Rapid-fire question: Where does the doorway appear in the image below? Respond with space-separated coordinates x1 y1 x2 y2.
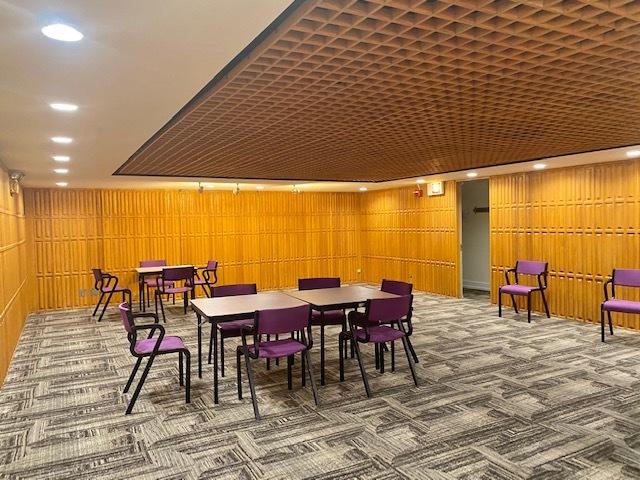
460 179 490 299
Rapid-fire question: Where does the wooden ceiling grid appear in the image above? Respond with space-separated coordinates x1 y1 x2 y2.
117 0 640 182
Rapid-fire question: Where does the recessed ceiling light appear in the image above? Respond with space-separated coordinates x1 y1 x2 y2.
416 179 426 184
256 185 264 190
51 136 73 144
626 150 640 158
533 163 546 170
50 102 78 112
359 187 368 191
52 155 70 162
55 182 68 187
466 172 478 178
41 24 83 42
54 168 68 174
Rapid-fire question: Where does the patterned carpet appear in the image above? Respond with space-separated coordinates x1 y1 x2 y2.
2 290 640 479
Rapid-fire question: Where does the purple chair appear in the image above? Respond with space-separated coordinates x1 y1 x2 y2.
498 260 550 323
155 266 195 321
139 259 175 308
193 260 218 297
380 279 418 369
298 277 346 385
339 295 418 397
91 268 131 321
118 302 190 414
210 283 258 376
601 269 640 342
236 304 318 419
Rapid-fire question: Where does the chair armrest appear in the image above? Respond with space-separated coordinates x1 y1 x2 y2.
348 310 370 342
504 268 516 285
240 324 259 359
132 312 159 322
133 324 165 352
603 278 613 301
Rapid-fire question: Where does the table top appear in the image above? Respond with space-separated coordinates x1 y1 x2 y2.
285 285 398 309
191 291 308 319
135 264 194 274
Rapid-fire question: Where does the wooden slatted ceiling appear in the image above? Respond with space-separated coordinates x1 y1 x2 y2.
116 0 640 182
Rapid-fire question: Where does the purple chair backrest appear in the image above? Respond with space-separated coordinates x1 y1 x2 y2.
381 279 413 296
255 304 311 335
91 268 103 282
162 266 194 282
119 302 134 333
212 283 257 297
516 260 547 276
613 269 640 287
366 295 412 324
140 259 166 267
298 277 340 290
206 260 218 270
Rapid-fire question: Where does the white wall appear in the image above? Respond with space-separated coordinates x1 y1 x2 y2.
461 179 490 291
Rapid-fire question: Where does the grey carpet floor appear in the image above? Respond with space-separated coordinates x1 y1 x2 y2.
2 290 640 479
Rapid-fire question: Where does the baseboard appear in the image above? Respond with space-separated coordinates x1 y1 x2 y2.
463 280 490 291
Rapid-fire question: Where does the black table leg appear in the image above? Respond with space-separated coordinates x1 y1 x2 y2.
213 322 219 404
320 310 325 386
197 312 202 378
138 274 145 311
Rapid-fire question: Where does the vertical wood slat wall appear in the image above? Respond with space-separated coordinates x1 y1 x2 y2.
25 189 362 310
0 165 35 384
490 160 640 329
360 183 460 297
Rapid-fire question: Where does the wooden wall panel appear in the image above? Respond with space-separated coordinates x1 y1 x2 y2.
360 183 460 297
490 160 640 330
0 164 35 385
25 188 361 310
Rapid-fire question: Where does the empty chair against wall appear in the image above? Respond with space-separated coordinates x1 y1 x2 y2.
600 269 640 342
380 279 418 367
155 266 195 322
139 259 174 308
339 295 418 397
236 304 318 419
91 268 131 321
118 302 190 414
498 260 550 323
210 283 258 376
193 260 218 297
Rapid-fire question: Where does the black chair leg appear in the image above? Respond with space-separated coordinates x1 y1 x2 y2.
157 291 166 323
304 349 320 406
320 325 325 385
179 352 184 386
374 343 380 370
301 345 306 386
184 350 191 403
352 339 371 398
607 311 614 335
339 333 345 382
236 349 243 400
406 334 419 363
498 289 502 317
275 335 279 366
391 341 395 372
379 343 385 373
124 357 143 393
287 355 293 390
527 292 531 323
401 335 418 386
220 336 225 377
266 335 271 370
183 292 188 314
126 355 155 414
540 290 551 318
510 294 519 314
601 309 605 343
244 353 260 420
98 290 114 321
92 291 105 316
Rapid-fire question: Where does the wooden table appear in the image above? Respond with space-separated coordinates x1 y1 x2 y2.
284 285 398 385
190 292 308 404
135 265 193 311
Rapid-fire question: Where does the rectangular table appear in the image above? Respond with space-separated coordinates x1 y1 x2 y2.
135 264 194 311
191 292 308 404
284 285 398 385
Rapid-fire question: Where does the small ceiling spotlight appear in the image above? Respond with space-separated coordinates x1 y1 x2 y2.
52 155 70 162
53 168 68 174
256 185 265 190
359 187 368 192
50 102 78 112
416 179 426 184
55 181 68 187
51 136 73 144
626 150 640 158
41 23 83 42
232 183 240 195
466 172 478 178
533 163 547 170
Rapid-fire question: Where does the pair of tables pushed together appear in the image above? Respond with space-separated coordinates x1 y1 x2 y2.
190 285 399 404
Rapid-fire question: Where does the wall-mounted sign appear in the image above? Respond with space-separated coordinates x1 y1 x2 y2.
427 181 444 196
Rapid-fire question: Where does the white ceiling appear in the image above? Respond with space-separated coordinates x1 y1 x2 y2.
1 0 639 193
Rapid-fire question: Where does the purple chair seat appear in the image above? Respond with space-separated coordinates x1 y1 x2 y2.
602 299 640 314
101 285 130 293
218 319 254 336
311 309 345 325
245 338 307 359
164 286 192 295
134 336 186 355
500 284 538 295
145 278 174 287
354 326 405 343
